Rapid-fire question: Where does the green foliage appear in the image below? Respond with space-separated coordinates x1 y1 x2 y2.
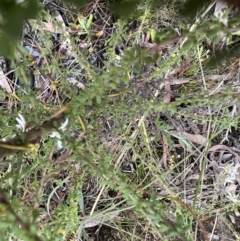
1 0 240 241
0 0 41 57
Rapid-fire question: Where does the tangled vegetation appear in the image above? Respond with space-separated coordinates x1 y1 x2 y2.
1 0 240 240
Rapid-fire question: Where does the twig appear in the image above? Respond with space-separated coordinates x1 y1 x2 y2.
0 115 66 159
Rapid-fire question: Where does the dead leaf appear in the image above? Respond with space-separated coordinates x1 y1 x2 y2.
0 67 12 93
171 131 208 145
163 81 171 104
67 77 85 89
95 30 103 37
209 145 240 161
29 19 66 34
228 214 236 224
82 210 120 228
139 42 155 48
185 173 211 181
214 0 228 26
214 0 228 48
225 183 237 194
205 73 235 81
145 31 150 42
169 78 191 85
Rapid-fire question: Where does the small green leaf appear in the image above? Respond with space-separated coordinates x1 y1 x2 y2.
159 224 169 233
0 34 16 57
232 30 240 36
86 14 93 30
181 40 194 51
150 28 156 41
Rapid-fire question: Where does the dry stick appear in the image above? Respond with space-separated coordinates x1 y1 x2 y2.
0 114 66 159
210 215 218 241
